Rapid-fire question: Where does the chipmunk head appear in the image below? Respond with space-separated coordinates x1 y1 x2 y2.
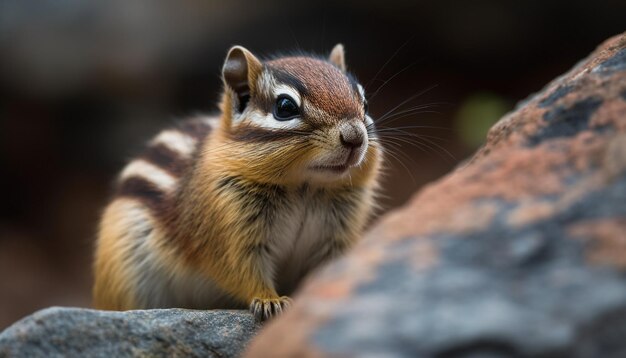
218 44 380 187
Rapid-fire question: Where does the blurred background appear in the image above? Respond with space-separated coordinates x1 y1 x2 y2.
0 0 624 329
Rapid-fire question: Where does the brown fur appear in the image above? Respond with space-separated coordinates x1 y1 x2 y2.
267 57 361 120
93 45 382 321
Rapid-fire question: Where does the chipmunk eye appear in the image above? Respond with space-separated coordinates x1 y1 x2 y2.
274 95 300 120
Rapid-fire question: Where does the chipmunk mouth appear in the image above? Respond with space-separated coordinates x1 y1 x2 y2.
309 149 362 174
310 163 350 173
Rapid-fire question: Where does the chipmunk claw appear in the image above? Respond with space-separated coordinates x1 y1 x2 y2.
250 296 292 322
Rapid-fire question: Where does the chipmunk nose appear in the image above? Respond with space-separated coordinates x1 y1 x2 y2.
339 123 364 149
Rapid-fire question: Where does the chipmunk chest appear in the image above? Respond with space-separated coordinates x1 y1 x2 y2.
265 194 315 253
269 189 340 268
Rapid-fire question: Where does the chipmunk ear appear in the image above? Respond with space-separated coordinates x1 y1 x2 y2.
222 46 262 112
329 43 346 72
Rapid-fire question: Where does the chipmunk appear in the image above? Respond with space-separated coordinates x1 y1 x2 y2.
93 44 382 321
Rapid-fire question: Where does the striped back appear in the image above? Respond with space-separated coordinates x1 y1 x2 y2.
114 115 217 220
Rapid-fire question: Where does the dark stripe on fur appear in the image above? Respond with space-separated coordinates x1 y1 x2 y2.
141 143 189 177
178 118 213 141
216 175 286 226
116 176 169 216
229 126 302 143
269 68 309 96
346 72 361 96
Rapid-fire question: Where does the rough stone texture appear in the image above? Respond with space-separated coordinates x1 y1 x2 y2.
246 32 626 357
0 307 259 357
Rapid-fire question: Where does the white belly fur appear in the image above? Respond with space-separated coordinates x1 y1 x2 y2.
131 189 346 308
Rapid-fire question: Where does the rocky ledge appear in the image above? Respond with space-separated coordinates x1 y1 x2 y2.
0 307 258 357
1 32 626 358
246 32 626 357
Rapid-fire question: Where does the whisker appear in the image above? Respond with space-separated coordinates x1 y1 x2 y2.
375 110 442 128
372 136 425 165
373 84 439 125
381 131 436 148
365 35 415 91
375 130 449 144
375 103 449 127
377 133 455 162
367 60 420 102
376 143 417 184
375 125 452 132
375 136 430 158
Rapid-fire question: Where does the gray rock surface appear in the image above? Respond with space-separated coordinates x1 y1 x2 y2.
3 31 626 358
0 307 258 357
245 32 626 357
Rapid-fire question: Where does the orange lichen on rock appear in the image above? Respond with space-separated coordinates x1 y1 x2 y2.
507 200 556 228
371 138 591 240
570 219 626 268
244 301 325 358
603 133 626 179
245 32 626 358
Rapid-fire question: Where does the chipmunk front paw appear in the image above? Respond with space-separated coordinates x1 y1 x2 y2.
250 296 292 322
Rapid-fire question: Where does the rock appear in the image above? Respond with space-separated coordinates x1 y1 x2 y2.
0 307 259 357
245 32 626 357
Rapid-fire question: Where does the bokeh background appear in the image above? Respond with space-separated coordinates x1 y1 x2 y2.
1 0 624 329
